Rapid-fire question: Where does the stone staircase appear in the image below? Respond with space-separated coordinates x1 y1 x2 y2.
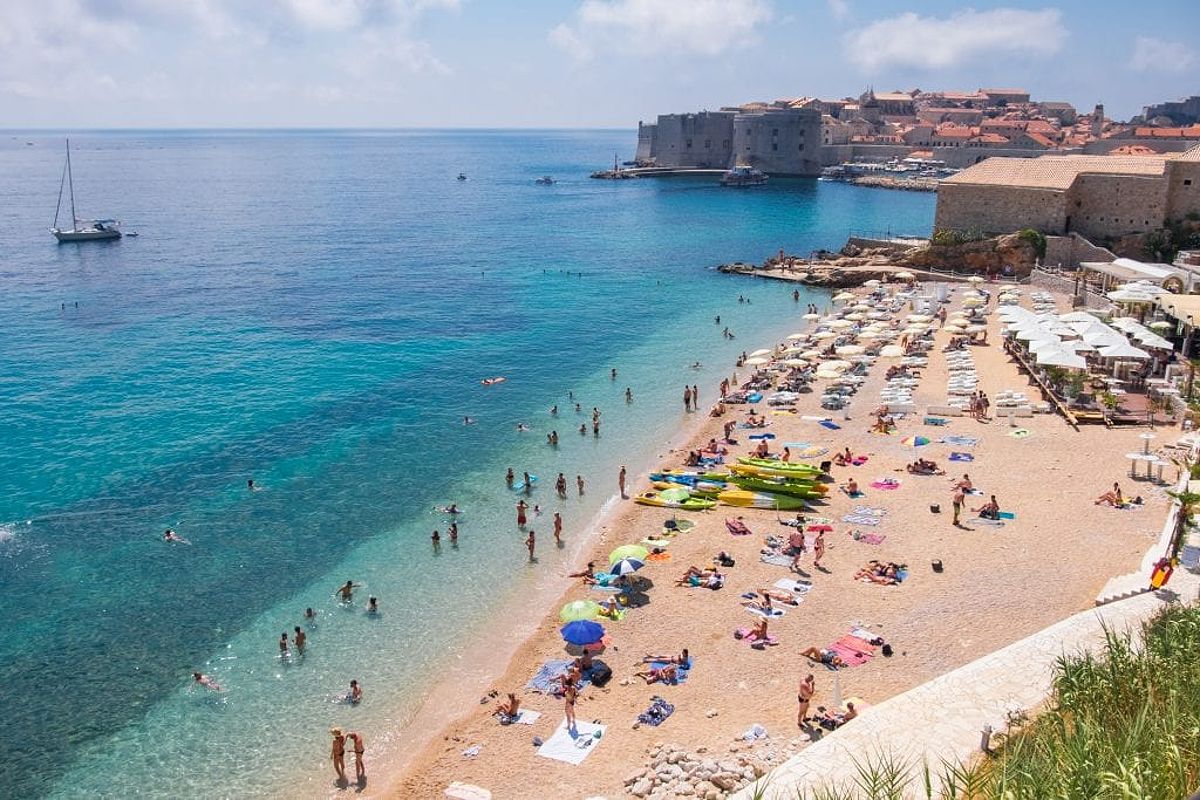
1095 571 1150 606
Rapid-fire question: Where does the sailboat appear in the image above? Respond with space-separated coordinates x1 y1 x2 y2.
51 139 121 242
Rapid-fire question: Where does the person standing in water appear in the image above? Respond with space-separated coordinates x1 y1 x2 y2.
578 423 587 435
553 512 563 545
618 465 627 498
611 368 617 380
247 479 257 491
576 475 585 496
367 597 379 615
279 633 290 657
625 387 633 403
330 728 347 782
349 679 363 704
516 499 528 528
505 467 514 488
431 529 441 552
692 384 698 405
348 731 366 782
556 473 568 498
293 626 306 655
522 471 533 494
336 581 360 603
448 521 458 546
525 530 536 561
683 385 692 411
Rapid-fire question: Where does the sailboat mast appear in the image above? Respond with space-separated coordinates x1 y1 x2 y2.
54 156 68 229
66 139 77 229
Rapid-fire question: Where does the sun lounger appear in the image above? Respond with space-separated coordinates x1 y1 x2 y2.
537 720 606 765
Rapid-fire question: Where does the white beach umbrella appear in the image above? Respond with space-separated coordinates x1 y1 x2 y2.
965 324 987 334
1082 330 1128 348
879 344 904 358
1107 290 1155 304
863 279 881 287
1036 347 1087 369
1058 311 1101 323
962 297 984 307
781 358 809 367
961 290 982 299
905 313 932 322
844 313 865 321
966 275 985 284
743 356 771 366
833 292 856 302
1028 337 1064 354
1098 342 1151 359
1015 326 1051 341
817 359 852 371
802 313 821 321
800 349 822 358
829 319 856 330
999 284 1020 291
1064 340 1096 353
813 330 838 340
787 333 807 340
835 344 866 356
749 348 772 357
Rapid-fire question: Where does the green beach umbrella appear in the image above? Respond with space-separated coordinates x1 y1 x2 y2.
559 599 602 622
609 544 649 564
658 487 691 503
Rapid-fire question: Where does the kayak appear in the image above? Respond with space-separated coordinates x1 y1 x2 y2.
730 463 828 483
717 489 807 510
511 475 538 492
657 469 731 482
634 491 716 511
736 457 821 474
652 480 722 497
650 472 728 490
727 476 827 498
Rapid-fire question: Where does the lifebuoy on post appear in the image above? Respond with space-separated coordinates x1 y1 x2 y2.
1149 557 1175 590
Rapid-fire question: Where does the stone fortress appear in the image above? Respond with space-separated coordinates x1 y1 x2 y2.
636 107 822 176
934 144 1200 242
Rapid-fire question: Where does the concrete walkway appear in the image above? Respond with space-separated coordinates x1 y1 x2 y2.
732 572 1200 799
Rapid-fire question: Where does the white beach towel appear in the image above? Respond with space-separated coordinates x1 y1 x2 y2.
745 606 786 619
842 515 881 526
773 578 812 593
759 553 794 567
514 709 541 725
537 720 606 765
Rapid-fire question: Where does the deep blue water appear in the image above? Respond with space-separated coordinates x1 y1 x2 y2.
0 130 933 797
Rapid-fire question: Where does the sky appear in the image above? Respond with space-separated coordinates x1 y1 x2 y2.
0 0 1196 128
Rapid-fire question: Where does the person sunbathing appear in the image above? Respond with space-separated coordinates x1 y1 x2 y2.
856 560 902 585
596 596 621 619
817 701 857 729
746 415 766 428
675 566 721 586
758 588 802 605
871 416 892 435
973 495 1000 520
842 478 860 496
642 648 690 666
749 616 769 641
1095 482 1124 507
800 646 846 669
741 593 775 614
494 692 520 721
754 439 770 458
906 459 944 476
952 473 973 491
684 451 701 466
634 663 678 684
568 561 599 584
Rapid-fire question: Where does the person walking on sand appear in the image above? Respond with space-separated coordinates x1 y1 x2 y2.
812 530 826 569
563 679 578 732
952 487 965 526
553 512 563 545
516 500 528 528
348 731 366 782
683 385 692 411
330 728 347 782
525 530 536 561
797 673 815 726
618 465 627 498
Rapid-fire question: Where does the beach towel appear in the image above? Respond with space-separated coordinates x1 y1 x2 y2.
726 518 753 536
841 488 865 498
850 531 886 545
849 628 884 645
829 638 874 667
997 511 1015 520
834 634 878 657
773 578 812 593
968 517 1005 527
645 552 671 562
641 538 673 548
748 433 776 440
499 709 542 726
870 479 900 490
536 720 606 765
940 436 980 447
734 627 780 647
854 506 888 516
948 452 974 462
851 456 869 466
923 417 949 426
771 410 796 416
1009 429 1032 439
842 514 882 526
526 660 574 693
636 696 675 727
647 659 693 685
745 605 786 619
759 553 795 568
819 420 842 430
783 442 811 448
590 584 622 594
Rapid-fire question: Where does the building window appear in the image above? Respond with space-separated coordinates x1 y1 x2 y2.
772 128 779 136
772 143 778 151
704 139 711 149
1186 179 1193 186
685 138 692 149
798 144 804 151
722 140 730 148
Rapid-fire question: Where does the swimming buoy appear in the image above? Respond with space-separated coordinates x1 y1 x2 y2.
481 377 507 385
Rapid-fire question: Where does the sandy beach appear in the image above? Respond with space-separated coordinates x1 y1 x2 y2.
381 282 1165 800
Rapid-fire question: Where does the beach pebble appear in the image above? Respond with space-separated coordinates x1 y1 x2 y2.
704 708 718 718
630 777 652 797
626 769 649 786
693 781 716 797
710 773 738 791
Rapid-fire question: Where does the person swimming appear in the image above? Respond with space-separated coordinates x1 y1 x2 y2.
463 416 476 425
367 597 379 615
163 528 190 544
335 580 362 603
192 672 223 692
516 423 530 432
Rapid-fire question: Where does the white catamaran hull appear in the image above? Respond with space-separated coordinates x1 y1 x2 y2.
52 227 122 242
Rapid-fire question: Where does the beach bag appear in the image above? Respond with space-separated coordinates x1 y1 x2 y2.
589 663 613 687
932 559 944 573
882 644 894 657
930 504 940 514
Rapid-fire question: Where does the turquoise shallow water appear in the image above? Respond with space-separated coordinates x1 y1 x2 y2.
0 130 933 797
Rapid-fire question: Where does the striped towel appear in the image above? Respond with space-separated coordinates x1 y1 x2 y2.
760 553 794 568
842 515 882 526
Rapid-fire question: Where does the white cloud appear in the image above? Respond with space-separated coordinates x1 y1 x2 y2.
551 0 772 61
1129 36 1196 73
827 0 849 21
844 7 1065 71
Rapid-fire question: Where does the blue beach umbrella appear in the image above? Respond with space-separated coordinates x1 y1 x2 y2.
610 557 645 576
560 619 606 646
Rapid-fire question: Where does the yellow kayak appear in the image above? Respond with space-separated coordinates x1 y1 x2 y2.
717 489 807 510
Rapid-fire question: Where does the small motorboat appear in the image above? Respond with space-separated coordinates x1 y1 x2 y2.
534 176 555 185
457 173 467 181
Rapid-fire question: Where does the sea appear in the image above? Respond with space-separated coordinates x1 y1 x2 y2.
0 129 934 798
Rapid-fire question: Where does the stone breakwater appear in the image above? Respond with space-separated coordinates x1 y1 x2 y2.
623 737 805 799
717 232 1039 288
